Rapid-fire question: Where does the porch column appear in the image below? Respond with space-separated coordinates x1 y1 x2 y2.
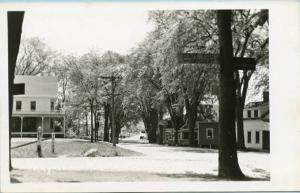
20 116 23 138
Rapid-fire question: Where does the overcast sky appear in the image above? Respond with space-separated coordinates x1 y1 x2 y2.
21 8 154 55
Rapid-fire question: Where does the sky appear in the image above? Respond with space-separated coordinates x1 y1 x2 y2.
21 7 154 55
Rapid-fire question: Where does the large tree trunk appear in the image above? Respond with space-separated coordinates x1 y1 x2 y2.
185 97 198 147
8 12 24 171
141 110 158 144
149 108 158 143
188 106 197 147
103 102 110 142
217 10 244 179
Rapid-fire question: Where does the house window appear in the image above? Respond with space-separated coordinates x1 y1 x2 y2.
254 110 258 118
206 128 214 139
247 110 251 118
16 101 22 111
30 101 36 111
183 132 189 139
247 131 252 143
255 131 260 144
51 101 54 111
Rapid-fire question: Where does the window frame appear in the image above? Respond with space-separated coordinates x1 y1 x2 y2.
255 131 260 144
50 101 54 111
254 109 258 118
182 132 189 140
247 131 252 143
206 128 214 140
16 101 22 111
247 110 251 118
30 101 36 111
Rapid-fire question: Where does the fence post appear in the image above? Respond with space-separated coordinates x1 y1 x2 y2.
37 126 42 157
51 133 55 153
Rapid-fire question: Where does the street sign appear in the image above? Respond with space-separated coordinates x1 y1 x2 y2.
12 83 25 95
178 53 256 70
178 53 217 64
233 57 256 70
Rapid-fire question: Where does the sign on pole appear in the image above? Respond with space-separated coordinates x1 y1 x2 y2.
178 53 256 70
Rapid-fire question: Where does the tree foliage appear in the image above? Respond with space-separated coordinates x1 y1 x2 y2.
15 37 54 75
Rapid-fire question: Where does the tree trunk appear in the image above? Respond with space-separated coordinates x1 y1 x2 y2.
109 111 113 143
236 96 245 149
85 113 88 136
158 107 164 144
188 106 197 147
158 125 163 144
8 12 24 171
90 102 94 143
236 73 250 150
142 112 157 144
103 102 110 142
149 108 158 143
115 121 121 144
94 111 99 141
217 10 244 179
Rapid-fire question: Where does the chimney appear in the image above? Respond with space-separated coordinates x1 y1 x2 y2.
263 91 269 102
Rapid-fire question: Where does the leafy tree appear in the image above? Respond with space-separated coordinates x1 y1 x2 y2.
125 40 162 143
68 51 102 142
148 10 218 146
50 55 77 107
232 10 269 149
15 37 54 75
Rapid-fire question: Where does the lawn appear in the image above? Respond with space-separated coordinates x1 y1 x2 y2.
11 138 143 158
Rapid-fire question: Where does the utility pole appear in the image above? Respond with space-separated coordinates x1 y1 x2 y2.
100 73 121 146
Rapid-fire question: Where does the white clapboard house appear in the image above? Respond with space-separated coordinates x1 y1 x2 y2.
243 92 269 150
12 75 65 137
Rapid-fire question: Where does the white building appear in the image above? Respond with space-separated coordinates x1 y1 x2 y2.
243 92 269 150
12 75 65 137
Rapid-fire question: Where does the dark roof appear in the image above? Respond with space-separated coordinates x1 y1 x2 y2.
261 110 270 122
245 101 265 108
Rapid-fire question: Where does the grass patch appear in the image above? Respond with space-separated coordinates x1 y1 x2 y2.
11 139 143 158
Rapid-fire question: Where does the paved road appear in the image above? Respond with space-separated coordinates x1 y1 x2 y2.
12 143 269 180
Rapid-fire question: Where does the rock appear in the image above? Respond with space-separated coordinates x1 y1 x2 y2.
83 148 98 157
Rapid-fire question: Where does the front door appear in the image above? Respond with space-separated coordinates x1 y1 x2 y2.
262 131 270 150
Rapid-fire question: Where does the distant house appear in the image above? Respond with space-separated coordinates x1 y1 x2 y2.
159 119 218 148
178 121 219 148
243 92 269 150
159 92 270 151
159 102 219 148
12 75 65 137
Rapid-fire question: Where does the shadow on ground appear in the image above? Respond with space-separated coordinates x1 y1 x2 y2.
157 171 269 181
10 177 22 183
157 171 220 181
169 148 218 153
